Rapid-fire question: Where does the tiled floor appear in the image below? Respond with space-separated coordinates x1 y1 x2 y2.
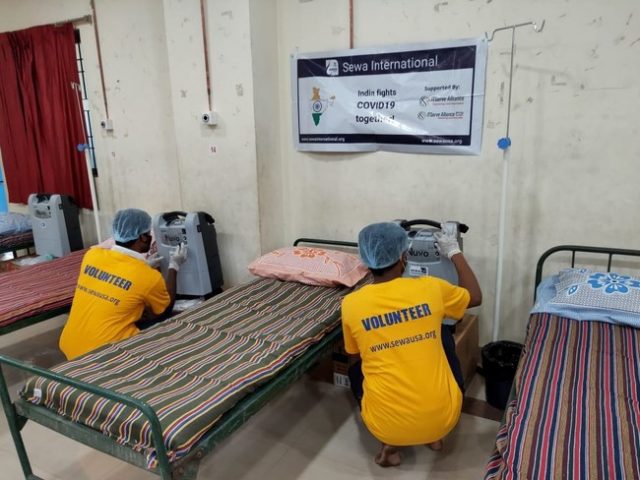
0 318 500 480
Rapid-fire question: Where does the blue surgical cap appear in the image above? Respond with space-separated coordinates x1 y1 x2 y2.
112 209 151 243
358 222 408 269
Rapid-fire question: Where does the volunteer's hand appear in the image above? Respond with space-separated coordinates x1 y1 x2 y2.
145 252 164 269
434 222 462 259
169 243 188 271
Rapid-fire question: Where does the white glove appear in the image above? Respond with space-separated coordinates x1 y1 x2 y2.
434 223 462 259
145 253 164 269
169 243 188 271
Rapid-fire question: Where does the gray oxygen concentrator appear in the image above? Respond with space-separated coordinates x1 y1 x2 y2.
398 219 469 326
152 211 223 297
28 193 84 258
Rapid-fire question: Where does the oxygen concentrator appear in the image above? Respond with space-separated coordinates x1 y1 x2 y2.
152 211 223 297
28 193 84 258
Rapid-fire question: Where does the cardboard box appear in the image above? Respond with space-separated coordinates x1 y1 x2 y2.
332 340 351 388
306 340 351 387
453 314 479 387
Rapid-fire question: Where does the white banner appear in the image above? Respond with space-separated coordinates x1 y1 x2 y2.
292 38 488 155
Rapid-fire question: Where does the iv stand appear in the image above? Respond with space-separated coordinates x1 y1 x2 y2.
72 82 102 243
487 21 545 341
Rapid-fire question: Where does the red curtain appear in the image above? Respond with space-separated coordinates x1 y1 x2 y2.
0 23 92 209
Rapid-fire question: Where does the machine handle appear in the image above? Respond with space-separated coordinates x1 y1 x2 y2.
399 218 469 234
161 211 187 223
199 212 215 224
35 193 52 202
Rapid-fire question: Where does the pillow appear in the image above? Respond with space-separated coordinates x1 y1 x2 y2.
542 267 640 327
248 247 369 287
0 212 32 236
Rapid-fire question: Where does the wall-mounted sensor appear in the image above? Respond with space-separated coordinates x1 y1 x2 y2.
100 119 114 131
201 111 218 126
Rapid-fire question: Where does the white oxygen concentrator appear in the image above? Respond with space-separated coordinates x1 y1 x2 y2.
28 193 84 258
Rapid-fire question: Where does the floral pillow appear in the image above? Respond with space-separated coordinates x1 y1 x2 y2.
547 268 640 325
248 247 369 287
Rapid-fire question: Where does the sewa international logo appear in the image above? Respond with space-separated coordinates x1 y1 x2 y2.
310 86 335 126
325 59 339 76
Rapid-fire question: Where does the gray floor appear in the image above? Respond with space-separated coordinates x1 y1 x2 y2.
0 316 499 480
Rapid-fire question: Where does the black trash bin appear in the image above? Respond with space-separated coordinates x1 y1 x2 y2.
481 341 523 410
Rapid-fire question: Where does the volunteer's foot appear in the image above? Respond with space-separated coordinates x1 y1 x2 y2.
375 445 402 467
427 440 444 451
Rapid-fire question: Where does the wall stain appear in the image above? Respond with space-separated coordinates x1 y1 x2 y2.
589 45 599 58
631 37 640 46
434 2 448 12
589 17 603 27
614 35 626 45
332 26 345 35
526 97 534 103
221 10 233 19
180 90 188 98
550 75 567 86
236 84 244 96
626 13 633 25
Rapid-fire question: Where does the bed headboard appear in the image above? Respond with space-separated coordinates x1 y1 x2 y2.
293 238 358 249
535 245 640 296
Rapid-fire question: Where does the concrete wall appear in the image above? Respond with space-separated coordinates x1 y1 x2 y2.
1 0 638 343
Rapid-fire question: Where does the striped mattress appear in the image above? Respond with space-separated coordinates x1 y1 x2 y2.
21 277 352 467
0 230 33 251
0 249 85 328
485 313 640 480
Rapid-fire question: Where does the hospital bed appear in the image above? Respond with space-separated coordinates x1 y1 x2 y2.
0 248 85 336
0 238 362 480
485 245 640 480
0 212 35 258
0 230 35 258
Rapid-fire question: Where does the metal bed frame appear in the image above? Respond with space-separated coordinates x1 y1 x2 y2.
0 234 35 259
534 244 640 294
0 238 357 480
0 307 71 337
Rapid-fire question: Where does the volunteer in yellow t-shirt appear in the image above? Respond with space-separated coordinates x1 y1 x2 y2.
341 222 482 467
59 208 188 360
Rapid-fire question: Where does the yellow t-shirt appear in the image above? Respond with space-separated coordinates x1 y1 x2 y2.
341 276 470 446
60 247 170 360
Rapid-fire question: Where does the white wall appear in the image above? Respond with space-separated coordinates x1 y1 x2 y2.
0 0 262 287
272 0 640 344
1 0 638 343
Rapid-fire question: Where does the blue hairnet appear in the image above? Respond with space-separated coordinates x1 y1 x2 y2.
112 209 151 243
358 222 408 269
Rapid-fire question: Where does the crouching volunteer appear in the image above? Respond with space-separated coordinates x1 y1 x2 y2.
341 222 482 467
60 208 188 360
